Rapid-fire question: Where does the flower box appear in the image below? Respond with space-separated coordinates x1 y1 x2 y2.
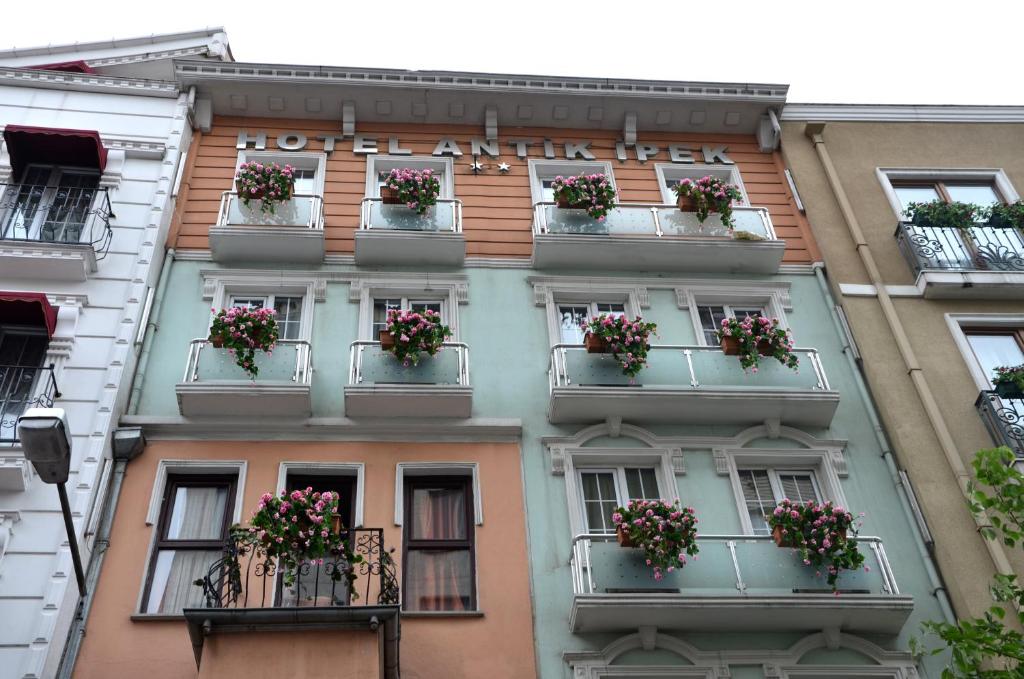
380 168 440 214
768 499 862 591
720 336 740 355
616 524 635 548
772 523 846 548
993 365 1024 399
715 316 799 373
382 308 452 367
995 381 1024 399
235 178 264 200
673 176 742 228
612 500 699 580
211 335 225 349
756 339 774 356
379 329 395 351
584 333 609 354
207 306 280 380
380 185 402 205
234 161 295 215
551 173 616 221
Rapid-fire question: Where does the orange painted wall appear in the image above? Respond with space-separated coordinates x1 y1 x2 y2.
172 117 819 263
199 631 380 679
73 440 536 679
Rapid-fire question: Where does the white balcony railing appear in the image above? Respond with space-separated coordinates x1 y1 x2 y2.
533 202 776 240
348 341 470 387
182 339 312 385
359 198 463 233
216 191 325 230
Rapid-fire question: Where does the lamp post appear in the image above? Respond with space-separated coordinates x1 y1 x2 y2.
17 408 86 595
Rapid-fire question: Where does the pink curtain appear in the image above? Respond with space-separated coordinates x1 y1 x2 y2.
408 487 470 611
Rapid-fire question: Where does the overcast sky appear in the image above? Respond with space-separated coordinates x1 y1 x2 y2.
7 0 1022 106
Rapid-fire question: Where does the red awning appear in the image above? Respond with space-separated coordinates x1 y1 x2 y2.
2 125 107 179
0 292 58 336
27 60 96 74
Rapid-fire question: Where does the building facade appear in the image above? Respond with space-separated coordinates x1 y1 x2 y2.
780 107 1024 624
0 29 230 679
68 58 955 679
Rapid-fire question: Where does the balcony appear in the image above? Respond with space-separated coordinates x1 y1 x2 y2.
569 533 911 634
0 365 60 491
548 344 838 426
0 183 113 280
175 339 312 418
354 198 465 266
183 527 399 676
532 202 784 273
895 221 1024 298
344 341 471 418
209 191 325 264
976 390 1024 459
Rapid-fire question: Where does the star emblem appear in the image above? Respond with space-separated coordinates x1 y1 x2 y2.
468 159 485 173
497 162 511 174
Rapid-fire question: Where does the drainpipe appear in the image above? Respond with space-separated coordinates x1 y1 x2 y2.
812 263 955 624
55 432 144 679
804 122 1016 585
127 247 174 415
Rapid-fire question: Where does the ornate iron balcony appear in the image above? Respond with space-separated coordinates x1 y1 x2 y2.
0 183 113 258
895 221 1024 275
0 365 60 444
976 390 1024 458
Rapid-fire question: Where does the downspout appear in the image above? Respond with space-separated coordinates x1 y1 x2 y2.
804 122 1016 584
126 247 174 415
812 263 955 624
55 441 143 678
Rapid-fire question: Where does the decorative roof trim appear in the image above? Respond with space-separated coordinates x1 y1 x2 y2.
0 67 179 97
0 27 226 59
782 103 1024 123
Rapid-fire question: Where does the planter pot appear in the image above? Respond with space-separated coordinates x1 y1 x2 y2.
380 186 402 205
772 524 847 548
616 525 635 548
331 514 343 534
756 340 774 356
379 329 396 351
584 333 610 354
210 335 225 349
235 179 264 200
676 194 696 212
720 336 741 355
995 381 1024 399
556 196 592 211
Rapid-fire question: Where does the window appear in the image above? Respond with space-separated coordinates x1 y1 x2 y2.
892 181 1003 213
237 151 325 197
579 466 661 533
655 164 748 206
366 156 454 199
1 165 99 242
228 294 303 340
372 297 443 338
964 328 1024 388
738 468 820 535
403 476 475 611
696 304 764 345
558 302 625 345
0 327 49 441
143 475 235 614
528 160 615 206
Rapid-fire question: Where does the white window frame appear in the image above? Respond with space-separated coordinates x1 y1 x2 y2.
675 282 791 346
527 159 616 206
536 283 646 348
365 155 454 199
876 167 1020 221
693 302 767 345
719 448 847 536
655 162 749 206
227 292 306 340
554 300 629 345
369 296 447 338
351 275 467 341
393 462 482 526
735 467 822 534
207 279 316 342
576 464 665 534
276 462 365 528
946 313 1024 390
236 150 327 197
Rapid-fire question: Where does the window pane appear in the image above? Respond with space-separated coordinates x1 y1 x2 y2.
405 549 472 611
229 297 266 310
778 473 820 504
291 168 316 195
624 467 659 501
698 305 726 344
411 301 442 315
580 471 617 533
273 296 303 341
410 485 467 540
595 303 625 315
894 186 941 212
166 486 228 540
540 179 555 203
372 298 403 337
145 549 221 613
946 184 1000 207
738 469 775 535
966 334 1024 384
559 305 589 345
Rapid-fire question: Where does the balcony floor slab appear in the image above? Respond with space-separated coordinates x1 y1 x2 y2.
209 225 325 264
354 230 466 267
344 385 472 418
175 382 312 418
0 240 95 281
916 270 1024 299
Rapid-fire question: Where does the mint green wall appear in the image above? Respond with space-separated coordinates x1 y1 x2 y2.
135 260 946 678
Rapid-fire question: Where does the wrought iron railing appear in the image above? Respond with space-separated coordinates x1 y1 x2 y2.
533 202 777 240
216 191 324 230
548 344 830 392
0 365 60 444
895 221 1024 274
348 340 470 386
182 339 312 384
0 183 114 258
359 198 463 232
570 533 900 596
196 527 399 609
976 390 1024 458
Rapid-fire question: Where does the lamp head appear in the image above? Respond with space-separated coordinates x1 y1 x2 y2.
17 408 71 484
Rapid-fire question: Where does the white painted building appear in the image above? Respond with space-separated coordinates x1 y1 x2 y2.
0 29 230 679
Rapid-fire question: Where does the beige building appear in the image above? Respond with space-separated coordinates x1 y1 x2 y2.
779 105 1024 622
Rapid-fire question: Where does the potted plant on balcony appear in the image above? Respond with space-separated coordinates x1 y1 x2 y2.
988 201 1024 229
208 306 279 380
903 200 986 230
581 313 658 379
241 488 361 590
767 498 865 591
673 175 744 229
380 307 452 367
235 161 295 215
715 315 799 373
993 365 1024 399
380 168 441 215
551 173 616 221
612 500 699 581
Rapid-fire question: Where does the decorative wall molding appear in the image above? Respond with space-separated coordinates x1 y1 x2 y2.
0 67 180 98
347 273 469 304
199 270 329 302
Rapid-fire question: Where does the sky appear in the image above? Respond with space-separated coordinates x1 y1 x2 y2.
5 0 1023 106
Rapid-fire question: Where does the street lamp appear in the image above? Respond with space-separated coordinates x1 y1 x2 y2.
17 408 86 595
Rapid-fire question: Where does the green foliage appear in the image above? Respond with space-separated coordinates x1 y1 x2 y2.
551 173 617 220
903 200 987 230
582 313 657 378
767 499 864 590
674 175 744 227
383 307 452 367
988 202 1024 229
207 306 279 380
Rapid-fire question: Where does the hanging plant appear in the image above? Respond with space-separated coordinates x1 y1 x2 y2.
993 365 1024 399
235 161 295 215
988 201 1024 229
207 306 279 380
551 173 616 220
381 308 452 367
903 200 986 230
381 168 441 215
612 499 699 581
674 175 744 228
716 315 798 373
768 499 865 591
581 313 657 379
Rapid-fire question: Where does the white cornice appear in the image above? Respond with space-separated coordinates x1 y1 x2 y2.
782 103 1024 123
0 67 179 97
0 27 227 60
